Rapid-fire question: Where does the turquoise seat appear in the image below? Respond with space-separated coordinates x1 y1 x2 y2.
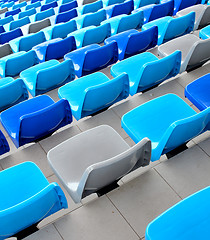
146 186 210 240
9 31 46 52
111 51 181 95
25 1 41 10
121 94 210 161
0 50 38 77
199 25 210 40
77 0 103 15
0 77 28 111
69 23 111 48
142 12 195 45
9 16 31 30
18 8 36 19
134 0 159 10
12 1 26 10
20 59 75 96
101 11 144 35
35 7 55 21
58 72 129 119
0 15 14 26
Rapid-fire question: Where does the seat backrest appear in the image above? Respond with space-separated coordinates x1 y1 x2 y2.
179 0 199 11
83 9 106 28
29 18 51 33
53 19 77 38
0 7 8 15
112 0 134 17
149 0 174 21
138 0 159 8
35 8 55 21
0 28 23 44
82 0 103 14
0 25 5 35
41 1 58 11
0 15 14 26
58 0 77 13
9 16 30 30
164 12 195 43
18 8 36 19
83 42 118 73
55 8 77 24
0 43 13 58
13 1 26 9
199 6 210 28
25 1 41 10
5 8 21 17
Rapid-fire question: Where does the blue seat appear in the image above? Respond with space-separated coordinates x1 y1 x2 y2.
77 0 103 15
0 15 14 26
101 11 144 35
174 0 201 14
0 25 5 35
0 77 28 111
33 36 76 62
9 31 46 52
58 72 129 119
64 42 118 77
105 0 134 18
199 25 210 40
18 8 36 19
145 186 210 240
9 16 30 30
185 74 210 111
20 59 75 96
41 0 58 11
0 161 67 239
42 19 77 40
102 0 125 7
0 50 38 77
134 0 159 10
0 28 23 44
111 51 181 95
69 23 110 48
55 8 77 24
12 1 26 9
133 0 174 23
0 95 72 147
25 1 41 10
35 8 55 21
58 0 78 13
5 8 21 17
122 93 210 161
142 12 195 45
0 130 9 155
105 26 158 60
1 1 14 8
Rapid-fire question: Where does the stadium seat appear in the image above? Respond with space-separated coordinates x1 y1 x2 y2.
0 15 13 26
28 18 51 33
199 25 210 39
9 16 30 30
185 73 210 110
104 26 158 60
55 8 77 23
0 43 13 59
35 7 55 21
5 8 21 17
18 7 36 19
64 42 118 77
20 59 75 96
105 0 134 18
0 162 68 239
134 0 159 10
12 0 26 9
174 0 201 15
0 7 8 15
77 0 103 15
1 1 14 9
0 28 23 44
0 130 9 155
102 0 125 7
58 0 77 13
0 95 72 147
47 125 151 203
41 0 58 11
121 93 210 161
25 1 41 10
58 72 129 119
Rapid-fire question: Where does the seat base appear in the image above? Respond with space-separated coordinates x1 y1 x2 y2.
96 180 119 197
166 143 188 159
11 223 39 240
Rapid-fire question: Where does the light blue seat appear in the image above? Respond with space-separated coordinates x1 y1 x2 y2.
59 1 77 13
9 16 31 30
20 59 75 96
64 42 118 77
1 1 14 9
35 7 55 21
102 0 125 7
0 15 13 26
12 1 26 9
18 8 36 19
104 26 158 60
199 25 210 40
101 11 144 35
33 36 76 62
25 1 41 10
122 93 210 161
9 31 46 52
185 73 210 111
0 50 38 77
42 19 77 40
174 0 201 15
58 72 129 119
77 0 103 15
111 51 181 94
0 130 9 155
0 95 72 147
69 23 110 48
134 0 159 10
145 186 210 240
55 8 77 24
0 161 67 239
142 12 195 45
0 77 28 111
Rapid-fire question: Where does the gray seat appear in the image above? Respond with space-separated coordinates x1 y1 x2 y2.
0 43 13 58
47 125 151 203
28 18 51 34
176 4 210 30
0 7 8 15
158 34 210 73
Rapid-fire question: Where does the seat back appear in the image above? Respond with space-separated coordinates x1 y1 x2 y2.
199 6 210 28
112 0 134 17
125 26 158 58
46 36 76 60
0 15 14 26
164 12 195 43
83 23 111 46
58 0 77 13
0 28 23 44
5 8 21 17
55 8 77 24
35 8 55 21
178 0 199 12
25 1 41 10
138 0 159 8
0 43 13 58
0 130 9 155
12 1 26 9
9 16 30 30
53 20 77 38
18 8 36 19
83 9 106 28
0 7 8 15
83 42 118 73
82 0 103 14
41 1 58 11
29 18 51 33
149 0 174 21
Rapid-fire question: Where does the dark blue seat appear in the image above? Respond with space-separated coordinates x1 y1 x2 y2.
41 0 58 11
64 42 118 77
0 95 72 148
0 25 5 35
5 8 21 17
0 28 23 44
174 0 201 14
55 8 77 24
105 26 158 60
58 0 78 13
106 0 134 18
0 130 9 155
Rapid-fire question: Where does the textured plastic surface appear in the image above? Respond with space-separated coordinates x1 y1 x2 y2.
122 94 210 161
0 130 9 155
0 162 67 239
48 125 151 203
0 95 72 147
0 28 23 44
